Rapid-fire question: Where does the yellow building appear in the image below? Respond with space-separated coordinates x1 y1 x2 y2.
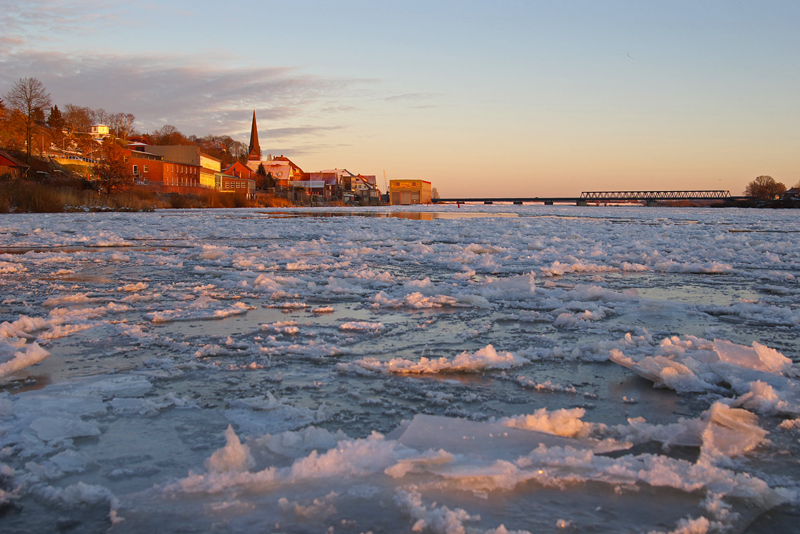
389 180 432 205
144 145 221 189
91 124 109 139
199 154 221 189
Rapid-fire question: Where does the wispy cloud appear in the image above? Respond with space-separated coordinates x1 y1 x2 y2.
0 0 396 160
0 35 25 49
261 126 343 139
384 92 438 102
0 48 369 142
319 104 359 114
1 0 127 37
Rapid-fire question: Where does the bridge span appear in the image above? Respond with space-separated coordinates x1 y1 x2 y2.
434 190 744 206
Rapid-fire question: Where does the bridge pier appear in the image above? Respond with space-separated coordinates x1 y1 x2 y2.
576 200 588 206
646 200 658 207
544 200 553 205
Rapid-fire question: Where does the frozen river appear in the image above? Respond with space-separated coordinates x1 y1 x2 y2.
1 205 799 533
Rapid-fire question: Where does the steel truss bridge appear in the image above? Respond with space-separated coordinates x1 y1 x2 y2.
434 190 742 205
580 190 732 201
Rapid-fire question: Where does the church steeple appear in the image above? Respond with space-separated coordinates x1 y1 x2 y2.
248 110 261 161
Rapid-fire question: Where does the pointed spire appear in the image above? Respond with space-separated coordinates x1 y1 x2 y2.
248 110 261 161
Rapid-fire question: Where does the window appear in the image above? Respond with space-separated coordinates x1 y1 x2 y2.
144 165 149 173
132 164 138 175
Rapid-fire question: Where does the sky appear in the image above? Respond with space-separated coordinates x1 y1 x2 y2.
1 0 798 197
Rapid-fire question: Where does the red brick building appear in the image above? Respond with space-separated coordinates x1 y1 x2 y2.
0 151 29 179
223 161 258 181
124 144 203 187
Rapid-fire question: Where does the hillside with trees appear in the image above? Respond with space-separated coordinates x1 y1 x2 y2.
0 77 292 212
0 77 250 177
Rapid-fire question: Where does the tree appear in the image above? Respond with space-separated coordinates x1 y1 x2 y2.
0 98 12 148
63 104 93 140
95 141 133 194
109 112 135 139
47 105 63 129
152 124 192 146
431 187 440 199
47 105 65 149
3 77 52 165
744 175 786 201
230 140 248 162
92 108 110 126
256 163 269 189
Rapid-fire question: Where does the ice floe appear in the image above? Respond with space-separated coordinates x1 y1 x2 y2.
347 345 528 374
610 336 800 415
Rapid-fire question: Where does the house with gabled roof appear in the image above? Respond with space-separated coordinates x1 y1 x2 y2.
0 151 30 179
223 161 258 182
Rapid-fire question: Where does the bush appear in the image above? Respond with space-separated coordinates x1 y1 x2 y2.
254 192 293 207
167 193 192 209
0 181 65 213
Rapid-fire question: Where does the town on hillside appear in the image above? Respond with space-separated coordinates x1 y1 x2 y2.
0 78 436 210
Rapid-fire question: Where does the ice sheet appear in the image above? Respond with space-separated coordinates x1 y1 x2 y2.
2 207 800 532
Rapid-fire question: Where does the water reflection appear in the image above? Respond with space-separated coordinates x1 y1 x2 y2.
255 211 519 220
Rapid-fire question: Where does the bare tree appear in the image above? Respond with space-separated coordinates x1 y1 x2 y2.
63 104 93 137
744 175 786 201
152 124 184 145
230 140 248 162
109 112 135 139
3 77 52 165
431 187 440 199
92 108 110 126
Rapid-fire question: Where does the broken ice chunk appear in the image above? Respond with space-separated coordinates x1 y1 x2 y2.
0 342 50 379
30 416 101 442
701 403 767 459
714 339 792 374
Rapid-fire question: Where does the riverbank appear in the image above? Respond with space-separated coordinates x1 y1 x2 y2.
0 180 293 213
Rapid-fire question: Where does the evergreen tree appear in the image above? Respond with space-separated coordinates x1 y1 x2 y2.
47 105 65 149
47 105 64 129
256 163 268 190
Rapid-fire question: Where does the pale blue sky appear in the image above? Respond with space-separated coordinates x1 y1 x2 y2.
2 0 797 196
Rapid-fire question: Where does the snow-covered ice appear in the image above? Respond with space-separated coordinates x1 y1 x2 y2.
1 205 799 533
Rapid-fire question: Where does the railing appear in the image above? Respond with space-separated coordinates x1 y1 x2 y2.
53 155 99 164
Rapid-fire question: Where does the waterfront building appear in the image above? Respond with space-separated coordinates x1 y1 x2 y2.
389 179 432 205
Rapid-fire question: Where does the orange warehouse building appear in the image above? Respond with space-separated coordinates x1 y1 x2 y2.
389 180 432 205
